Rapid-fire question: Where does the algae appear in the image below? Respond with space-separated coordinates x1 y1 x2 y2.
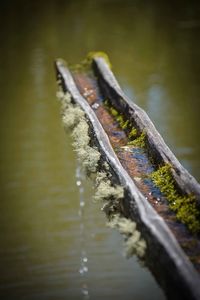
150 164 200 234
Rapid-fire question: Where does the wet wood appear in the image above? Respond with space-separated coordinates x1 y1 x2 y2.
55 57 200 300
92 57 200 202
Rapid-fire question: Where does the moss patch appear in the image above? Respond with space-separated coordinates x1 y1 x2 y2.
104 99 147 149
150 164 200 234
127 131 146 148
128 128 137 139
71 51 112 73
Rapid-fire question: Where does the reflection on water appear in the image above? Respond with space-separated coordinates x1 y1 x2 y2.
0 0 200 299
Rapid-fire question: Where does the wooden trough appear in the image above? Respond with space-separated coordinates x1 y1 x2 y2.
55 53 200 300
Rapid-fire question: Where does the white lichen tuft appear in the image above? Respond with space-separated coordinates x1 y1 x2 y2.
71 118 100 173
63 106 85 130
95 172 107 186
81 146 101 173
108 214 136 234
94 179 124 202
125 234 147 258
72 118 90 147
57 90 72 111
103 162 110 171
57 90 101 173
108 214 146 259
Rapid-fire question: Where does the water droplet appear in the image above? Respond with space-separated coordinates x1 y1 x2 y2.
92 102 99 109
83 257 88 263
83 266 88 272
82 289 89 296
76 180 81 186
82 284 89 298
80 201 85 207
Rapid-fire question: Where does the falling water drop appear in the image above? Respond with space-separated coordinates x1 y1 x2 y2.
76 162 90 299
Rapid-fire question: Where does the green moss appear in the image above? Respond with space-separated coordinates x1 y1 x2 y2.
107 101 130 130
104 99 147 149
121 120 130 129
86 51 112 69
116 114 124 127
110 107 119 117
71 51 112 73
127 131 146 148
150 164 200 234
128 128 137 139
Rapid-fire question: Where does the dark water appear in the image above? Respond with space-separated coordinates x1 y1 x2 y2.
0 1 200 299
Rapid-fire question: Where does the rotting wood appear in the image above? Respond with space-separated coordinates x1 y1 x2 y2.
55 55 200 300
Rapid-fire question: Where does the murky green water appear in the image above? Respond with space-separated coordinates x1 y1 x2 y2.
0 1 200 299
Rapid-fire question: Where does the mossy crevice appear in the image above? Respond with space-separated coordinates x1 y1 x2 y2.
127 131 146 148
150 164 200 234
104 99 146 148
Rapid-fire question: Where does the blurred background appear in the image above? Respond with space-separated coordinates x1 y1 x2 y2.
0 0 200 299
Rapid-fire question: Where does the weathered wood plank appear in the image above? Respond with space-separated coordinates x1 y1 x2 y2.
55 58 200 300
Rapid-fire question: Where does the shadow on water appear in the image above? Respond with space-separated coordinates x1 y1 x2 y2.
0 0 200 299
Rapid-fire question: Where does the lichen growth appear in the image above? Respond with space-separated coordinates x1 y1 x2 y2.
71 118 90 147
150 164 200 234
103 161 110 171
63 106 85 130
94 178 124 202
95 171 107 186
94 171 124 216
57 90 101 174
108 214 146 258
57 90 72 111
71 118 100 173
